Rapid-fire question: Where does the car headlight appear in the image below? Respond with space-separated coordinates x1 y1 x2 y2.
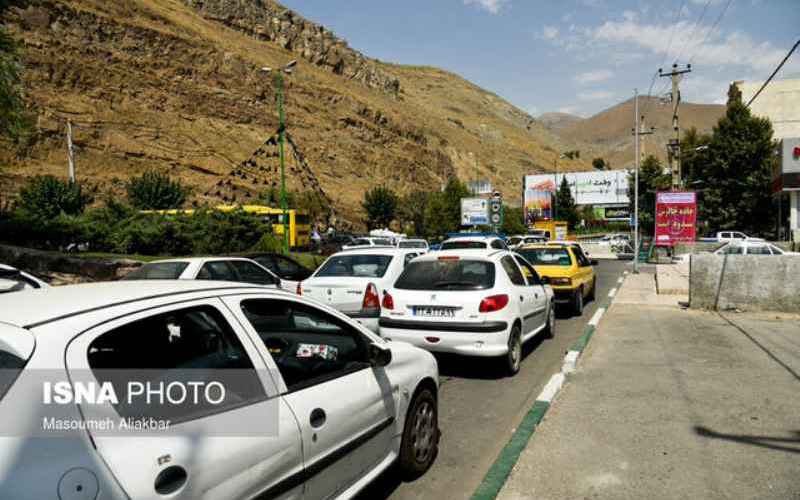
549 277 572 286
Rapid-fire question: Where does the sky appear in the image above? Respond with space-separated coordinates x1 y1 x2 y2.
279 0 800 118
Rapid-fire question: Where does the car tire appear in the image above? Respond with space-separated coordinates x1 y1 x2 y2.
587 278 596 302
398 387 439 480
544 302 556 339
572 287 584 316
505 324 522 375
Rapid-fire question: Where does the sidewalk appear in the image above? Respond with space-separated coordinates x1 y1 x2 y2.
498 274 800 500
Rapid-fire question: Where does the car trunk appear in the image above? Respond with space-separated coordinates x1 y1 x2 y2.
386 288 487 323
301 277 372 313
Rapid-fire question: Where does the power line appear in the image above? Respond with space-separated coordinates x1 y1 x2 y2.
641 0 687 121
674 0 713 64
746 38 800 108
688 0 733 66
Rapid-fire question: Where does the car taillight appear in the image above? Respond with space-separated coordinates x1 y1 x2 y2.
479 294 509 313
296 282 302 295
550 277 572 286
382 291 394 310
363 283 380 311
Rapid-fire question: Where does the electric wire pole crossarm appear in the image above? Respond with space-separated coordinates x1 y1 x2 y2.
260 60 297 254
659 63 692 190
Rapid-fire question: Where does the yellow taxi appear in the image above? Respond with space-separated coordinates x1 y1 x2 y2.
516 243 597 315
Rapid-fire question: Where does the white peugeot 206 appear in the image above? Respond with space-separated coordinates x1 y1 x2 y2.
378 249 555 375
0 281 439 500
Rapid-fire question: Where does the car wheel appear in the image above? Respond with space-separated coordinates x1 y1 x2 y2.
544 302 556 338
398 387 439 479
506 324 522 375
587 278 596 302
573 287 584 316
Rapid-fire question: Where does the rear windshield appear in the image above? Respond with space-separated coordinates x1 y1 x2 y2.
371 238 392 246
316 255 393 278
440 241 486 250
352 239 371 246
122 262 190 280
395 259 495 290
518 248 572 266
399 241 427 249
0 350 27 401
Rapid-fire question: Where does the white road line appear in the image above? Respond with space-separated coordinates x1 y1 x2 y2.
536 372 565 403
617 277 624 284
588 307 606 327
608 288 617 298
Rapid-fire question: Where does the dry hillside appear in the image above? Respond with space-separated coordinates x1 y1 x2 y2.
0 0 586 225
538 112 583 132
555 96 724 168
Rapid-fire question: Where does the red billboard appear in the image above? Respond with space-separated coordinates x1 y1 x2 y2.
655 191 697 247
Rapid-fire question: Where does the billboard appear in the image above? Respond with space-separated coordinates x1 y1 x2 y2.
655 191 697 247
523 171 630 221
461 198 488 226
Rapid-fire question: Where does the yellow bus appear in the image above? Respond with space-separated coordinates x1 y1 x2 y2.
142 205 312 249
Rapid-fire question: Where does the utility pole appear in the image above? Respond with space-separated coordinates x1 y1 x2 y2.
66 120 75 183
659 63 691 190
631 93 655 273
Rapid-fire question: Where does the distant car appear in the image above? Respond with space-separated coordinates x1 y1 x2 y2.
318 233 358 256
342 237 394 250
700 231 764 243
122 257 283 288
507 235 547 250
713 241 798 256
597 233 631 246
0 264 49 294
298 247 424 332
439 236 508 251
0 281 440 499
398 239 430 252
517 244 597 316
243 253 314 289
378 249 555 375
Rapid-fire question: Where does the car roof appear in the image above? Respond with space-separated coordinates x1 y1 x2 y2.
443 236 497 242
0 281 271 329
518 243 571 250
413 249 504 261
332 247 411 256
147 257 256 264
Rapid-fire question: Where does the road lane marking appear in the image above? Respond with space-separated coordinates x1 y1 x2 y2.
588 307 605 327
608 288 617 298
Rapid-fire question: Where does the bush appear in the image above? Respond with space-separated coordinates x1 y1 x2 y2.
16 175 93 219
126 171 190 210
362 186 398 230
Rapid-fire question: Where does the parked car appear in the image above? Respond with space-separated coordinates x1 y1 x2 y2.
378 249 555 375
122 257 282 288
0 264 49 294
516 244 596 315
0 281 439 499
243 253 314 291
699 231 764 243
397 239 430 252
713 241 798 256
298 248 424 332
596 233 631 246
342 237 394 250
439 236 508 251
507 235 547 250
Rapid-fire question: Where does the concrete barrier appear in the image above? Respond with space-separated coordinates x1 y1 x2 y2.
689 254 800 312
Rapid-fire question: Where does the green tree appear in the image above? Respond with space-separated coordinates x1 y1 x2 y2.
398 190 431 237
592 158 608 170
628 155 670 234
500 205 527 235
16 175 93 219
556 176 579 230
0 22 32 145
362 186 398 229
686 84 776 236
424 177 470 238
126 171 190 210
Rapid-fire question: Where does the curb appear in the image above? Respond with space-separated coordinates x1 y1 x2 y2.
470 271 627 500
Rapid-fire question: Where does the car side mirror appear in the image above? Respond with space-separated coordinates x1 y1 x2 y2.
590 259 599 266
368 343 392 368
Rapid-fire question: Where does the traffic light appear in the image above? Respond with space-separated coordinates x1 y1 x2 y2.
489 195 503 230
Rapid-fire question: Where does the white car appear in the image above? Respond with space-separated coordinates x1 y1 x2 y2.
299 248 423 332
701 231 764 243
439 236 508 251
0 264 49 294
378 250 555 375
0 281 439 500
122 256 290 290
507 235 547 250
342 237 393 250
398 239 429 252
596 233 631 246
713 241 798 256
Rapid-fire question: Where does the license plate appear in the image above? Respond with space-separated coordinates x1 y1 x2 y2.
412 306 456 318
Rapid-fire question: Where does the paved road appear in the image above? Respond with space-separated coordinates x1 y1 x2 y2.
356 260 629 500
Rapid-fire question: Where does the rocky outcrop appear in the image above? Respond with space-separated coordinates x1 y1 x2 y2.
185 0 400 95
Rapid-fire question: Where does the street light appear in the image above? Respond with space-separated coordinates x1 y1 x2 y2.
260 60 297 254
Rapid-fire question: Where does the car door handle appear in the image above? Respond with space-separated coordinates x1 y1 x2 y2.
154 465 188 495
520 295 524 302
310 408 327 429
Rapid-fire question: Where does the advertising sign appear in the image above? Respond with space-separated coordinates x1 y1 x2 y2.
655 191 697 247
523 188 553 224
461 198 488 226
523 170 630 208
774 137 800 192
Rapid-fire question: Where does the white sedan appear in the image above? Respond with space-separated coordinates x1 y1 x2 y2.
0 264 49 294
0 281 439 499
378 250 555 375
122 256 292 289
299 248 423 333
713 241 798 256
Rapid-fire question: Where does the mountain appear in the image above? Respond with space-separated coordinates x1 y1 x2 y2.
0 0 587 226
552 96 725 168
538 112 583 132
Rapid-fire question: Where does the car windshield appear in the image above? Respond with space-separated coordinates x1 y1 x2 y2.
399 240 427 249
395 259 495 290
351 238 372 246
316 254 393 278
0 269 41 293
440 241 487 250
518 248 572 266
0 349 27 401
371 238 392 246
122 261 190 280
